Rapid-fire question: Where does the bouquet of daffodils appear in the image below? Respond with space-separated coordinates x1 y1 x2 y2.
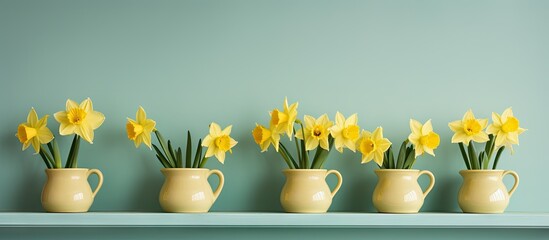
16 98 105 168
252 98 364 169
126 106 237 168
358 119 440 169
448 108 525 170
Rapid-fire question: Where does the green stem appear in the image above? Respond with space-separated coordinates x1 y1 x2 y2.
154 131 175 167
65 135 80 168
298 123 308 169
198 157 209 168
311 137 334 169
153 144 173 168
38 147 52 169
458 143 471 170
278 146 295 169
192 139 203 168
492 146 505 170
467 141 479 169
279 143 298 169
396 140 408 169
51 140 61 168
294 132 301 166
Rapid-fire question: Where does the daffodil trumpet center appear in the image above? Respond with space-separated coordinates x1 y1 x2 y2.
17 124 37 143
501 117 519 133
464 119 482 136
252 126 270 145
67 108 87 125
420 132 440 149
311 125 325 138
215 135 231 151
126 122 143 140
342 125 360 140
270 110 288 127
360 138 376 155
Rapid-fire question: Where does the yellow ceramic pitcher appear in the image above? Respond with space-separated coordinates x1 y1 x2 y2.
159 168 224 213
458 170 519 213
41 168 103 212
280 169 343 213
372 169 435 213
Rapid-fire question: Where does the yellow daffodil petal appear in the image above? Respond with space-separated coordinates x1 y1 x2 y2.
38 127 54 144
222 125 233 135
31 137 40 154
137 106 147 123
501 108 513 122
410 119 422 136
66 99 79 110
28 108 38 126
209 122 222 136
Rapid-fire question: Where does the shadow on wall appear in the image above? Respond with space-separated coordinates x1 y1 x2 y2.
1 133 44 211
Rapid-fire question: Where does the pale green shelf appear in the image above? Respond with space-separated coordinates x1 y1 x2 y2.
0 212 548 228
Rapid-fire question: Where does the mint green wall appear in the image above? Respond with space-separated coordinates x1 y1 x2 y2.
1 0 548 215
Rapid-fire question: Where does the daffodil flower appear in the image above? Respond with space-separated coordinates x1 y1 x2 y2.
126 106 156 149
54 98 105 144
329 112 360 153
408 119 440 157
16 108 54 153
357 127 392 166
448 109 489 145
486 107 526 153
295 114 334 151
270 97 298 139
202 122 238 163
252 124 280 152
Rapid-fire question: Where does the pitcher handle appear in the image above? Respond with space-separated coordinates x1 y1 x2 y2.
503 170 519 197
418 170 435 198
87 169 104 198
208 169 225 201
326 170 343 197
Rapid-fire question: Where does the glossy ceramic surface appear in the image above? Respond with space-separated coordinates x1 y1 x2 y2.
41 168 103 212
280 169 343 213
159 168 224 213
458 170 519 213
372 169 435 213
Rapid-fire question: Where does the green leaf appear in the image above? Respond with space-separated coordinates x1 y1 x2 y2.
167 140 177 166
311 137 334 169
485 135 494 157
458 143 471 170
478 152 484 169
278 144 296 169
51 140 62 168
176 147 183 168
468 142 479 169
382 149 390 169
185 131 192 168
396 141 407 169
279 143 298 169
65 135 79 168
403 150 416 169
155 154 171 168
294 133 301 166
386 146 394 169
492 146 505 170
193 139 203 168
153 144 173 168
38 147 53 169
482 152 489 169
299 123 308 169
155 131 175 167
